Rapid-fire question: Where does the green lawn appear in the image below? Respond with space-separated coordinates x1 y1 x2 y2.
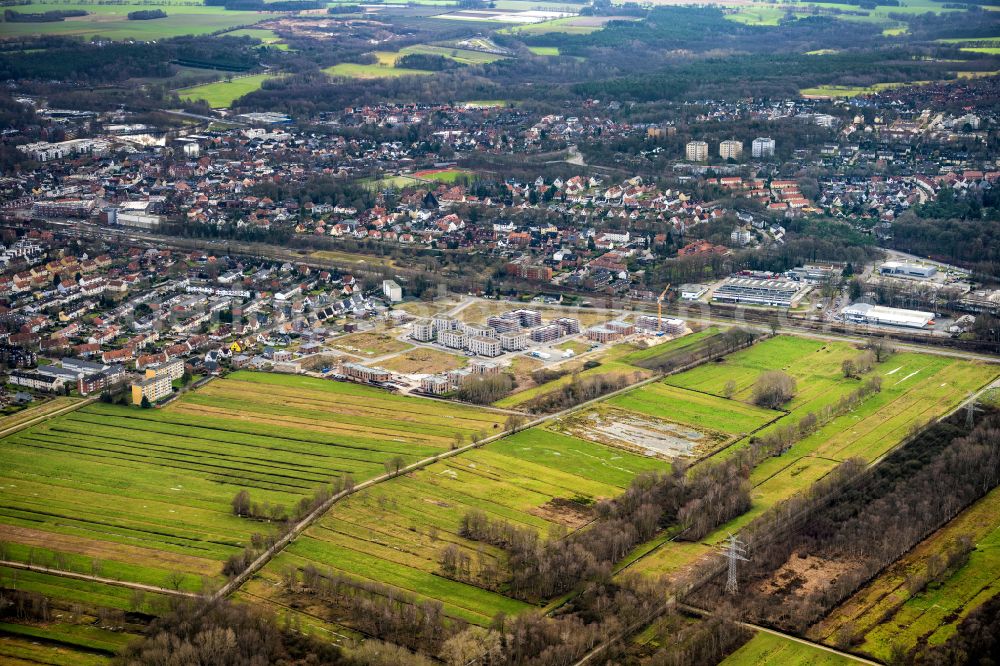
177 73 280 108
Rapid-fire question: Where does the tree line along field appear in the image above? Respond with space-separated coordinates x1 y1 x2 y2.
0 372 504 611
243 425 670 631
809 482 1000 661
596 335 997 579
0 0 272 40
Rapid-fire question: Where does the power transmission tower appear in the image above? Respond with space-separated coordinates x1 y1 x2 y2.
967 391 977 429
722 534 749 596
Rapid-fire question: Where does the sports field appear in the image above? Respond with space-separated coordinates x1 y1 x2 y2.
177 73 280 108
246 426 670 627
810 483 1000 660
0 373 503 599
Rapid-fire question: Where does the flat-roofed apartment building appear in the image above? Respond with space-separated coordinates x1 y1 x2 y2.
131 374 172 405
499 331 528 351
411 318 435 342
636 316 685 335
529 324 562 343
468 336 502 357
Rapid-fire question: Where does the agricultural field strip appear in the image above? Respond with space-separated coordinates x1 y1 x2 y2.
12 416 380 484
0 620 131 653
810 484 1000 659
0 565 169 612
609 383 782 435
0 397 85 435
0 633 114 666
0 560 197 599
253 427 668 624
193 377 502 427
609 338 998 580
70 407 440 460
0 373 503 600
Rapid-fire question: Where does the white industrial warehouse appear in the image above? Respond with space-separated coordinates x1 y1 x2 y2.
841 303 935 329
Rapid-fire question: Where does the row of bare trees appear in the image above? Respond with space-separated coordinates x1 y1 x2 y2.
633 328 759 373
455 455 752 601
752 375 883 458
522 371 633 414
692 410 1000 634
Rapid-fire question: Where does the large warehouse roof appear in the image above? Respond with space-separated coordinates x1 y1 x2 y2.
841 303 935 328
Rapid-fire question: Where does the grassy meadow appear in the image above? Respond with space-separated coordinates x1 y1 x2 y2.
617 335 997 577
246 426 670 628
721 632 854 665
177 73 280 108
0 372 504 599
0 1 270 40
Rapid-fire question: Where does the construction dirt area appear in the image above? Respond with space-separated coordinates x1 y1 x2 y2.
554 406 730 459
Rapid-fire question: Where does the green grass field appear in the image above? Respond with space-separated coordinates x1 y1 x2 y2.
620 336 997 578
411 167 472 183
177 73 279 108
399 44 507 64
0 1 270 40
0 373 503 599
810 484 1000 660
799 81 928 97
609 383 780 435
617 326 721 365
721 632 854 665
0 633 114 666
322 62 434 79
222 27 290 50
527 45 560 55
246 426 670 628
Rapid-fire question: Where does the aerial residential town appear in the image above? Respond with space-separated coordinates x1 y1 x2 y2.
2 0 1000 664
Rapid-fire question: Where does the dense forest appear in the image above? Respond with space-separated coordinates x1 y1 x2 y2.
0 35 259 81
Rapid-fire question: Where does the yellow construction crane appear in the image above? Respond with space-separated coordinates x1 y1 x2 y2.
657 283 671 329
